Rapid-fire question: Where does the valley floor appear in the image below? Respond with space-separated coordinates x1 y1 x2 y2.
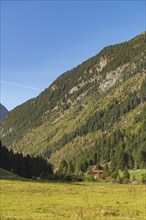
0 180 146 220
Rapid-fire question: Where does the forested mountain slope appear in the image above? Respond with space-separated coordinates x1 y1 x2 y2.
0 32 146 172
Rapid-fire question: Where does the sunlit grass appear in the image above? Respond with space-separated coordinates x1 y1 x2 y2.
129 169 146 181
0 180 146 220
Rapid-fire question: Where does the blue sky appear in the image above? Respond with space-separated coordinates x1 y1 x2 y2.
1 0 145 110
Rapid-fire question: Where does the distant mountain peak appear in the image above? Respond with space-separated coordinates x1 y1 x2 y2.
0 104 8 122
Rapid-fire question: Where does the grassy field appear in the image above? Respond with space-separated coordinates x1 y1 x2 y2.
0 179 146 220
129 169 146 181
119 169 146 182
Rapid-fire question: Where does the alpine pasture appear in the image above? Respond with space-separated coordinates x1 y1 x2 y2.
0 179 146 220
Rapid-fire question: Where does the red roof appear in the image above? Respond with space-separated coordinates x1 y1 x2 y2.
92 169 104 173
92 166 104 173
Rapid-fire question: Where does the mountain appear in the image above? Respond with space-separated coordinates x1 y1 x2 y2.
0 32 146 172
0 104 8 123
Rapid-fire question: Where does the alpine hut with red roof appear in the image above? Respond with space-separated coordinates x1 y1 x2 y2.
92 165 104 177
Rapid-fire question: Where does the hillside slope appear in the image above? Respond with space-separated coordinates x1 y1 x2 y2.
0 32 146 171
0 168 25 180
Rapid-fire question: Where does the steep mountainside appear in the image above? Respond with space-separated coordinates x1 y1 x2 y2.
0 104 8 123
0 32 146 171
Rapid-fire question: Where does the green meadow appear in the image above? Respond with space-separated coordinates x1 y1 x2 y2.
0 168 25 181
0 179 146 220
129 169 146 181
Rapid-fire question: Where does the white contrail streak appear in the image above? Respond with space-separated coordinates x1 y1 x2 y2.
1 80 42 91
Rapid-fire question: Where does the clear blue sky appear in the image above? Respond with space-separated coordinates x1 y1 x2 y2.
1 0 145 110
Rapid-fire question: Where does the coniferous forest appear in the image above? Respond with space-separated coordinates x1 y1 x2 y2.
0 140 53 179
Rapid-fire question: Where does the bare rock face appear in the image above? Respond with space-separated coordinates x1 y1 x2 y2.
99 65 127 92
96 57 108 73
